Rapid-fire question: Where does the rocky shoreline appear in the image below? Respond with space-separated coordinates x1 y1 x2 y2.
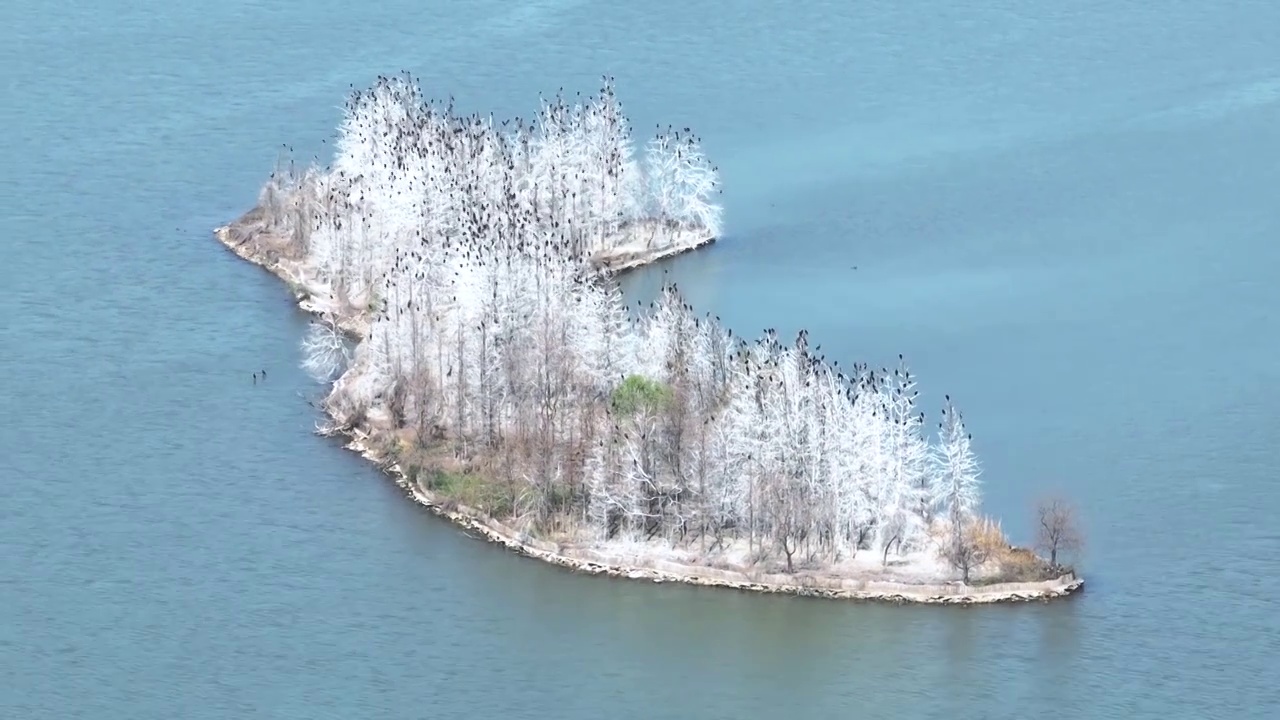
215 219 1083 605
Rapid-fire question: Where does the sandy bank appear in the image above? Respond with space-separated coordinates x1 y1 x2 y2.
214 217 1082 605
589 222 717 274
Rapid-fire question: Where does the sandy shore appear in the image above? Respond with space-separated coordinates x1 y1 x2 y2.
589 223 717 273
215 218 1083 605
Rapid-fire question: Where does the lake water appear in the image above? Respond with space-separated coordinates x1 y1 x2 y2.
4 1 1278 717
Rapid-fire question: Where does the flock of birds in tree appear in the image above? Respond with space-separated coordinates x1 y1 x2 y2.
247 73 983 569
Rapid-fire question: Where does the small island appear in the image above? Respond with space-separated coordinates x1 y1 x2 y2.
217 74 1082 604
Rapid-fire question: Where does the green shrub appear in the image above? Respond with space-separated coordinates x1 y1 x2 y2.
610 374 672 416
426 469 512 517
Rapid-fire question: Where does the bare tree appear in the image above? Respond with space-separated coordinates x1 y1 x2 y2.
945 532 985 585
1035 497 1083 569
940 514 994 585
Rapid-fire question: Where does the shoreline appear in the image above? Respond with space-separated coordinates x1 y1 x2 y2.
590 226 718 274
215 220 1083 605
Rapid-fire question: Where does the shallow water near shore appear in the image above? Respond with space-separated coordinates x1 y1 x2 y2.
3 1 1279 718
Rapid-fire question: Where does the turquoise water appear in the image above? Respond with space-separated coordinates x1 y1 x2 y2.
3 1 1278 717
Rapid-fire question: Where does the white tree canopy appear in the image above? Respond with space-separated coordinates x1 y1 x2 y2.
254 73 983 570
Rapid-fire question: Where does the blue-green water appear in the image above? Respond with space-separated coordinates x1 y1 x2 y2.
3 1 1278 717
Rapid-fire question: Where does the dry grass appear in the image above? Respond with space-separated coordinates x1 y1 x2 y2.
978 516 1055 584
971 515 1008 555
927 515 1056 585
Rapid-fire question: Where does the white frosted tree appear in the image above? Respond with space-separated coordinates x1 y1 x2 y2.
243 72 1002 579
932 394 983 578
301 321 350 383
669 133 722 237
865 358 929 558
